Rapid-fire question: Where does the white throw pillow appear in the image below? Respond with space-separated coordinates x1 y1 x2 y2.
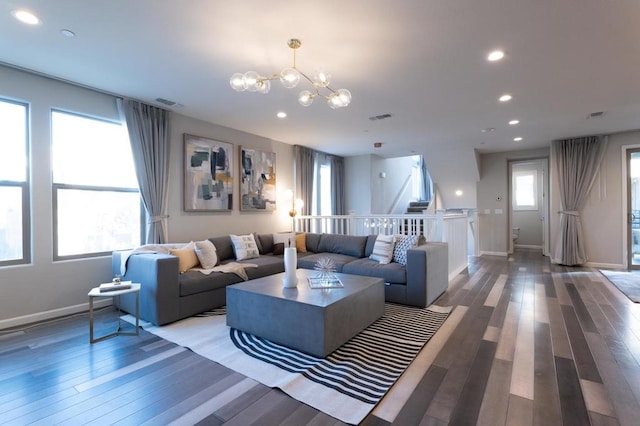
393 234 420 265
273 232 296 249
194 240 218 269
369 234 396 264
230 234 260 261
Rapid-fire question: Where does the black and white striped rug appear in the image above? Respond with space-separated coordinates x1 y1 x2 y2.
125 302 450 424
230 303 450 405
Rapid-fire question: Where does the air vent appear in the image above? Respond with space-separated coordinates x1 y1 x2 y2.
588 111 605 119
369 113 392 121
155 97 177 106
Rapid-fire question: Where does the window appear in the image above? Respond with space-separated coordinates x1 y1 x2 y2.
0 99 30 266
513 170 538 210
51 110 142 259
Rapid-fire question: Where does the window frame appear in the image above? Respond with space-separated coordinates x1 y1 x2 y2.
51 109 144 261
0 98 31 267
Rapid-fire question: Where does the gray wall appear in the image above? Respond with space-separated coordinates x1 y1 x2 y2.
0 65 293 327
476 147 550 256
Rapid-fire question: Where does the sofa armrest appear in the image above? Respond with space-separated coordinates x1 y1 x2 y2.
111 251 180 325
405 242 448 307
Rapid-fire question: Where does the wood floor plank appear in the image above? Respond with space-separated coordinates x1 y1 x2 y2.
533 322 562 426
476 358 512 426
546 295 574 360
505 394 533 426
448 339 497 425
390 365 447 425
561 304 603 383
555 356 590 426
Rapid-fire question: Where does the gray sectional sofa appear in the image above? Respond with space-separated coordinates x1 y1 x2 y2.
111 232 448 325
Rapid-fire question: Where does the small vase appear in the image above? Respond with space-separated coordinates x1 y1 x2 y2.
283 247 298 288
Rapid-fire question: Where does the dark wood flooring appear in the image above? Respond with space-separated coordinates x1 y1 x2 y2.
1 250 639 425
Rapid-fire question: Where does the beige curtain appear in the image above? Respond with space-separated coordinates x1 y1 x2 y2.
552 135 608 265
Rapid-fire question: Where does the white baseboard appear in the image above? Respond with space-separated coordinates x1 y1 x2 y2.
479 251 508 257
514 244 543 250
449 263 468 281
0 299 112 331
585 262 625 270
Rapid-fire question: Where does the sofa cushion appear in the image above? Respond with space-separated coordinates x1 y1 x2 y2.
342 258 407 284
240 255 285 279
209 236 234 262
194 240 218 268
230 234 260 260
369 234 396 264
317 234 367 258
297 252 360 273
169 242 199 273
179 269 243 296
255 233 274 254
305 233 322 253
273 242 285 255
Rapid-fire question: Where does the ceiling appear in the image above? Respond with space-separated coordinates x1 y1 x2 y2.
2 1 640 161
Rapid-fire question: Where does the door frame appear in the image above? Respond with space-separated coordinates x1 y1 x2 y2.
507 157 550 256
624 146 640 269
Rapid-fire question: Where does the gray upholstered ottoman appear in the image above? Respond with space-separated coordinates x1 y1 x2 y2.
226 269 385 357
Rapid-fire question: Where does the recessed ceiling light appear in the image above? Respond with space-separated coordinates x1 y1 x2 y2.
60 29 75 37
513 137 523 142
11 9 40 25
455 190 463 196
276 111 287 118
509 119 520 125
487 50 505 62
499 94 512 102
481 127 496 133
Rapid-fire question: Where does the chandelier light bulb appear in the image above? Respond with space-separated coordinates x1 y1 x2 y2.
280 68 300 89
328 93 341 109
256 79 271 94
230 73 246 91
243 71 260 92
298 90 314 107
313 70 331 87
336 89 352 107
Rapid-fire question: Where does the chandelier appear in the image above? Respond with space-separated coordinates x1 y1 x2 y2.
229 38 352 109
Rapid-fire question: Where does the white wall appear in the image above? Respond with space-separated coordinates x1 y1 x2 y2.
0 65 294 327
345 154 417 215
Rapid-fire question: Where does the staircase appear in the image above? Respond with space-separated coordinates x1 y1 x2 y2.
402 201 430 235
406 201 430 213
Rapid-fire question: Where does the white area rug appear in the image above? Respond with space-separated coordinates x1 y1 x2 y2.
124 303 450 425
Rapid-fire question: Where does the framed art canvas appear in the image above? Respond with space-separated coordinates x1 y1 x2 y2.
240 146 276 211
184 134 233 211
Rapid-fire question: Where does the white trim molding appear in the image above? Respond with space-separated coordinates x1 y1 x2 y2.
0 299 111 331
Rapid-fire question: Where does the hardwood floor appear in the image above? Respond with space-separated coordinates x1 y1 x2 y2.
1 250 640 425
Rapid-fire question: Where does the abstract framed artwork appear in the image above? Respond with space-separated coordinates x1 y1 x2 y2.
240 146 276 211
184 134 233 211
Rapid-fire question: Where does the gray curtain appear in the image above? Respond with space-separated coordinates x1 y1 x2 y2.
330 155 345 215
294 145 314 215
118 99 170 244
552 135 608 265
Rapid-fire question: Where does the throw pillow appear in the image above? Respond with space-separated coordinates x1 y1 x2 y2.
194 240 218 269
295 233 307 253
169 241 199 273
273 242 285 255
230 234 260 261
273 232 296 249
393 234 420 265
369 234 396 264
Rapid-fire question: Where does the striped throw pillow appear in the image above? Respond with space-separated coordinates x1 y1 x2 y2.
369 234 396 264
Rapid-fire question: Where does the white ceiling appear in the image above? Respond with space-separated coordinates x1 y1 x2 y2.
2 1 640 162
